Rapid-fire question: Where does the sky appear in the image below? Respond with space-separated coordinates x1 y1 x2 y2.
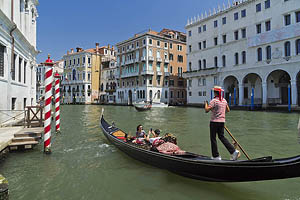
36 0 225 63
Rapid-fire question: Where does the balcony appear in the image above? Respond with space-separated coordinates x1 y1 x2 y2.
148 56 154 61
156 71 162 76
105 88 116 93
164 72 170 77
135 58 139 63
121 71 139 78
164 59 169 63
141 56 146 62
125 60 134 65
183 67 218 78
156 57 162 62
141 70 154 75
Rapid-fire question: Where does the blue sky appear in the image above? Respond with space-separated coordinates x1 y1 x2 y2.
37 0 225 63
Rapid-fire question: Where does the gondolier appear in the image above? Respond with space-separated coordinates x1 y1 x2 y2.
205 86 239 161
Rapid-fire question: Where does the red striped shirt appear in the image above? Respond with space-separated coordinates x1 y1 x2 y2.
209 98 228 122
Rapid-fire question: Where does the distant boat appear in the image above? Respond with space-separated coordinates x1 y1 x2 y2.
133 101 152 111
151 101 168 108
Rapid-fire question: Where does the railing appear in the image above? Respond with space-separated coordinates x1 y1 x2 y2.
0 110 25 127
25 106 43 128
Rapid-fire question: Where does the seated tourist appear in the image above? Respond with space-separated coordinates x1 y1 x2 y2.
146 129 162 145
133 124 146 144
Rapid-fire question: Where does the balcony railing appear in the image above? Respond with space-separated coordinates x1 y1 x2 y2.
148 56 154 61
125 60 134 65
164 59 169 63
156 57 162 62
141 56 146 62
156 71 162 76
164 72 170 76
141 70 154 75
121 71 139 78
135 58 139 63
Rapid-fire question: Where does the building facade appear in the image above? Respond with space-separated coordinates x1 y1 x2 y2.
185 0 300 108
0 0 39 113
116 29 187 105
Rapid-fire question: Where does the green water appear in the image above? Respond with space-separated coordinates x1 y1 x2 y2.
1 105 300 200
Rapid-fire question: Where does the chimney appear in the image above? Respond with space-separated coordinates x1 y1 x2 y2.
67 50 69 55
70 48 74 54
76 47 81 52
108 44 110 49
95 43 99 53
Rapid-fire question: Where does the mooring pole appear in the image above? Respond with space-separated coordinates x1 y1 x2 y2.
251 87 254 110
43 55 54 154
234 87 236 106
54 72 61 133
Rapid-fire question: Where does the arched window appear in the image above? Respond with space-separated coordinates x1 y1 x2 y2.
72 69 76 80
235 53 239 65
198 60 201 70
222 55 226 67
242 51 246 64
203 59 206 69
157 90 161 99
165 91 168 98
143 90 145 99
150 90 153 99
296 39 300 55
137 90 139 99
257 48 262 61
266 46 271 60
285 41 291 57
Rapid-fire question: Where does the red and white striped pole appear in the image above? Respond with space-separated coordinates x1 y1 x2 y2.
54 72 61 133
43 55 54 154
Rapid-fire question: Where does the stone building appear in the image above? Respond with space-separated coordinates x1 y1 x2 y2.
115 28 187 105
185 0 300 108
0 0 39 116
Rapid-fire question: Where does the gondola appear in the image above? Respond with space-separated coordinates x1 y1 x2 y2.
133 101 152 111
100 114 300 182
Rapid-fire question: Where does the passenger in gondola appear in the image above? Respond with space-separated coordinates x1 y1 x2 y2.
134 124 147 144
146 129 162 145
204 86 239 161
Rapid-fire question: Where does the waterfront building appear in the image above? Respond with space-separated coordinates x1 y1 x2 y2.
61 44 115 104
0 0 39 114
185 0 300 108
36 59 63 102
98 45 117 104
115 29 187 105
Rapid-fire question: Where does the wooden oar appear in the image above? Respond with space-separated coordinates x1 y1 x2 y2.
224 126 251 160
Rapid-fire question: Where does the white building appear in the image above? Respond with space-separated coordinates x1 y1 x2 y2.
185 0 300 108
0 0 39 113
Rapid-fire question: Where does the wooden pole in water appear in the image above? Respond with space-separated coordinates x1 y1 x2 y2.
54 72 61 133
43 55 53 154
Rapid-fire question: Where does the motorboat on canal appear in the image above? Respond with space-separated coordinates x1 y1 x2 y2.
100 114 300 182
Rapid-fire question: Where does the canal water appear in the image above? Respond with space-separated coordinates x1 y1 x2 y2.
1 105 300 200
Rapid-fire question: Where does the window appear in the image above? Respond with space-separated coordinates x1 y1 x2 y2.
285 41 291 57
18 57 22 82
189 92 192 97
188 30 192 37
222 35 227 43
265 21 271 31
169 54 173 60
149 77 152 85
165 91 168 98
222 17 226 25
188 62 192 71
24 61 26 83
214 20 218 28
149 39 153 45
198 26 202 33
234 12 239 20
214 56 218 67
202 78 206 86
188 79 192 87
198 78 202 86
265 0 270 9
157 41 160 47
203 25 206 31
242 51 246 64
234 31 239 40
214 76 218 85
296 39 300 55
257 48 262 61
198 91 202 96
0 45 4 77
170 80 175 86
164 43 167 48
203 59 206 69
241 9 246 18
203 41 206 48
189 45 192 53
88 57 91 64
143 39 146 45
222 55 226 67
12 98 16 110
177 55 184 63
83 57 85 64
235 53 239 65
241 28 246 38
285 14 291 26
198 42 202 50
198 60 201 70
256 3 261 12
170 43 173 49
177 45 182 51
256 24 261 34
266 46 272 60
296 11 300 23
12 54 16 80
170 66 173 73
214 37 218 46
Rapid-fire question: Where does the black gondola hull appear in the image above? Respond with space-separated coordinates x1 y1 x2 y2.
100 116 300 182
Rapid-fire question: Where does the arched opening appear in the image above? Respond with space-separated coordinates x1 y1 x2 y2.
223 76 239 105
267 70 291 105
242 73 262 105
128 90 133 105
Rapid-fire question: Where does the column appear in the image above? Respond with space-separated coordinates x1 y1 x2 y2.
238 85 244 106
291 79 297 106
262 81 267 108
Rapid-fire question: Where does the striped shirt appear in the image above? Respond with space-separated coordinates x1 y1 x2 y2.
209 97 228 122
